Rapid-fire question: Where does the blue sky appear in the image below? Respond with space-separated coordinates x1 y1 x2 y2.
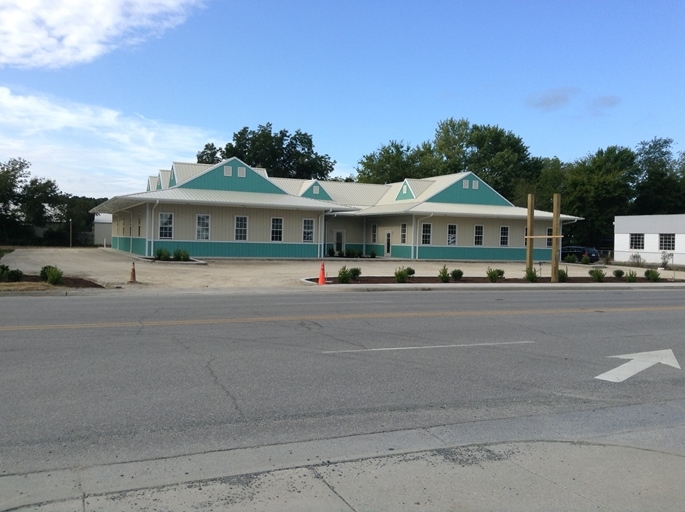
1 0 683 198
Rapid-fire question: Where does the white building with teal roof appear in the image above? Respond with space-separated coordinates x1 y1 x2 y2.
92 157 578 261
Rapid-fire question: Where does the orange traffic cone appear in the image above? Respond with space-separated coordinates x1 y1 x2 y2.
318 261 326 285
128 262 137 283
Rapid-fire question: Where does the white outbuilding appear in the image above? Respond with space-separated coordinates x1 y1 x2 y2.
614 214 684 266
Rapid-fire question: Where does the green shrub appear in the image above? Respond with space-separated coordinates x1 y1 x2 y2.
644 269 660 282
327 247 335 257
612 269 625 279
485 267 501 282
337 265 351 284
405 267 415 277
173 248 190 261
155 248 171 261
345 248 356 258
349 267 362 280
7 269 23 282
660 251 673 269
395 267 409 283
40 265 58 281
581 255 590 265
524 268 538 283
603 254 612 265
558 268 568 282
629 253 643 266
564 254 578 264
451 269 463 281
0 264 9 281
45 266 63 285
369 249 377 258
438 265 450 283
588 268 606 282
626 270 637 282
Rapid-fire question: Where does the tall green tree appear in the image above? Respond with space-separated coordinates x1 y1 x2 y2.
356 140 431 183
631 137 685 215
198 124 336 180
562 146 637 246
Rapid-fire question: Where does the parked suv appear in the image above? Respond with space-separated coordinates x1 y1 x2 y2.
560 246 600 263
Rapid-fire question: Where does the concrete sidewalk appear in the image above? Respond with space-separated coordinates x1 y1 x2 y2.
5 400 685 511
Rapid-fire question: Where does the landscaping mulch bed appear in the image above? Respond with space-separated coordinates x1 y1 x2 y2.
18 275 104 288
308 276 674 285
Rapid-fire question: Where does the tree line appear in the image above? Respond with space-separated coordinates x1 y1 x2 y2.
199 119 685 247
0 158 106 245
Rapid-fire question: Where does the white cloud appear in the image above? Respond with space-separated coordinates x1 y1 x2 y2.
0 0 204 68
526 87 580 112
0 86 218 197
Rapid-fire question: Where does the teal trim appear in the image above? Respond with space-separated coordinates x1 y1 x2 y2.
395 180 415 200
391 245 412 258
146 183 150 191
365 243 384 257
132 238 146 255
427 175 510 206
415 246 552 261
302 181 332 200
180 159 287 194
169 172 176 187
110 237 146 255
150 240 319 258
156 179 162 190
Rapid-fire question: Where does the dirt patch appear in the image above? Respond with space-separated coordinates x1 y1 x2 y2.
1 275 104 291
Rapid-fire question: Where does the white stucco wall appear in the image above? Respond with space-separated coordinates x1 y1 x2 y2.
614 214 685 265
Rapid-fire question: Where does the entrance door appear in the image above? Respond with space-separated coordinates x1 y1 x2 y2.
335 231 344 255
385 231 392 256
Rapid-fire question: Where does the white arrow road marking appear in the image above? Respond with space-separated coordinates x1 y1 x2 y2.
595 349 681 382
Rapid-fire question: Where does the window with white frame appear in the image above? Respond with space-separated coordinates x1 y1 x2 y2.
237 166 246 178
422 223 432 245
630 233 644 250
196 214 210 240
313 185 319 195
159 213 173 239
235 216 247 241
659 233 675 251
472 180 479 189
271 218 283 242
474 225 484 246
400 223 407 244
137 215 141 237
500 226 509 247
302 219 314 243
546 227 553 248
462 180 469 189
371 224 377 243
223 165 232 177
447 224 457 246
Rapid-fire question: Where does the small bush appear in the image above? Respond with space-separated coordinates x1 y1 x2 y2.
327 247 335 257
45 266 63 285
405 267 415 277
345 248 356 258
0 264 9 282
626 270 637 282
7 269 23 282
395 267 409 283
40 265 58 281
438 265 450 283
644 269 660 282
613 269 625 279
497 269 505 278
369 249 377 258
338 265 351 284
602 254 612 265
155 248 171 261
564 254 578 264
629 253 643 266
588 268 606 282
524 268 538 283
581 255 590 265
558 268 568 282
485 267 501 282
660 251 673 269
451 269 463 281
173 248 190 261
349 267 362 280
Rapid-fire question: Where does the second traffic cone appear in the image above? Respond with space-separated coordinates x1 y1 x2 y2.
318 261 326 285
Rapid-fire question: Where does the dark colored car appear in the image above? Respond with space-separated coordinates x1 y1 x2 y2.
560 246 600 263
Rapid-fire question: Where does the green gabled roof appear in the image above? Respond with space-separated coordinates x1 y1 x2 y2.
395 180 416 200
426 173 511 206
301 180 332 200
178 157 287 194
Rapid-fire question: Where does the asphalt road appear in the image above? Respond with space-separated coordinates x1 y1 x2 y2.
1 288 684 510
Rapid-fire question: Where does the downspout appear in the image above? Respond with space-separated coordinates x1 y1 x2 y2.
320 209 332 258
127 210 133 253
150 200 159 258
414 213 433 260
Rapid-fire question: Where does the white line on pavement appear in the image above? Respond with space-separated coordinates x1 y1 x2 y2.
322 340 535 354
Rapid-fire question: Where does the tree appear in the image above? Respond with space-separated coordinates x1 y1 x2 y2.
631 137 685 215
198 124 336 180
562 146 637 246
0 158 32 242
355 140 431 183
432 117 470 175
